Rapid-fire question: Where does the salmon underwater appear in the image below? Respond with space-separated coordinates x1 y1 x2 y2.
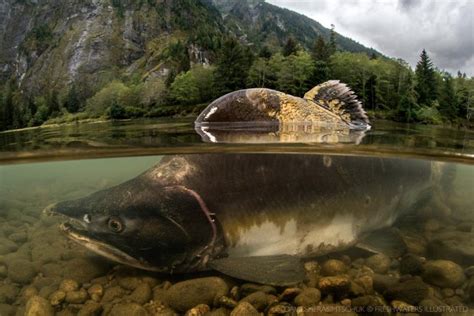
47 153 447 285
46 81 447 285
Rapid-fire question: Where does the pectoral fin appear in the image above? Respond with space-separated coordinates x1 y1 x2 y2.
356 228 407 258
209 255 305 286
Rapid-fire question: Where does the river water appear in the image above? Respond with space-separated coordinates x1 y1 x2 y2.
0 118 473 315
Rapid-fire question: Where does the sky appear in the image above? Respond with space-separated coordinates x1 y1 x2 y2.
266 0 474 76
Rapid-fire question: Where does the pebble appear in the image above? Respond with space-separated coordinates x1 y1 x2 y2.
25 295 54 316
267 302 294 315
49 290 66 306
385 278 429 305
65 288 88 303
321 259 347 276
318 275 351 296
240 291 268 311
230 302 259 316
365 254 392 274
21 286 38 303
77 301 102 316
118 276 141 290
6 259 36 284
279 287 302 301
61 257 110 284
0 303 16 316
293 287 321 307
400 254 424 276
240 283 276 296
0 265 7 277
465 266 474 277
354 275 373 294
427 231 474 265
391 300 417 313
441 288 455 298
59 279 79 292
109 302 148 316
217 295 237 309
424 219 441 232
185 304 210 316
87 284 103 301
101 285 126 302
165 277 229 312
422 260 465 289
0 283 19 303
8 232 27 243
128 282 151 304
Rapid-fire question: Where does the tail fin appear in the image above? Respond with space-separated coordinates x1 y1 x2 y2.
304 80 370 127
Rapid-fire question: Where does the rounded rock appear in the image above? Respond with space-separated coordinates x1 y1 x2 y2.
185 304 210 316
25 295 54 316
400 254 424 275
78 301 102 316
293 287 321 307
7 259 36 284
365 254 391 274
0 283 19 304
385 278 429 305
166 277 229 312
87 284 103 301
65 288 88 304
49 290 66 306
128 282 151 304
109 302 148 316
240 291 268 311
59 279 79 292
422 260 465 289
391 300 417 313
321 259 347 276
318 275 351 296
101 285 126 303
230 302 259 316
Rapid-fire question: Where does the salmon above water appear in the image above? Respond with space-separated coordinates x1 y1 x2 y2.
46 81 441 285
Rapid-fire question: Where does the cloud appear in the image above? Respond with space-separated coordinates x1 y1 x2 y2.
266 0 474 76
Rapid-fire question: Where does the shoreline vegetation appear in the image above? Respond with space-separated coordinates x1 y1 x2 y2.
1 34 473 132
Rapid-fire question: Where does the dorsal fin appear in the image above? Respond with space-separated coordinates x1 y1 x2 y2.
304 80 370 126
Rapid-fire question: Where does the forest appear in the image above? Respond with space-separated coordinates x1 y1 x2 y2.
0 32 473 131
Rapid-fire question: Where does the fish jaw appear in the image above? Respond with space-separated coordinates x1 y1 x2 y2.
44 203 166 272
59 222 163 272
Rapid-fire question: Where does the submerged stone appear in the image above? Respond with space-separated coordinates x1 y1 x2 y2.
422 260 465 289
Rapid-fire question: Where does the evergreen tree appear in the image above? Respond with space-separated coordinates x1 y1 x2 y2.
283 36 298 57
415 49 437 106
328 24 337 56
65 84 81 113
47 90 60 117
365 74 378 111
438 72 457 120
396 71 418 122
258 45 272 59
455 72 470 119
2 82 14 129
312 36 329 61
213 37 253 95
310 36 330 84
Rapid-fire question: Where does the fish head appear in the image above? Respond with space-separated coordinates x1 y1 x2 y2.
46 178 219 273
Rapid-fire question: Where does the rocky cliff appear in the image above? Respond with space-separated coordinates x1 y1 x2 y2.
0 0 377 97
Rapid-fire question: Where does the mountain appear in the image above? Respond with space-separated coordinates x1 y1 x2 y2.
208 0 378 54
0 0 378 97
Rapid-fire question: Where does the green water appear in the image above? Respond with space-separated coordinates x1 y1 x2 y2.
0 118 473 315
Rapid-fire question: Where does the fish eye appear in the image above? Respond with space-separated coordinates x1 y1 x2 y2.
83 214 91 223
108 217 124 233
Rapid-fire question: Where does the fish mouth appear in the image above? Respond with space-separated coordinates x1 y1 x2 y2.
59 222 161 271
45 204 162 272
